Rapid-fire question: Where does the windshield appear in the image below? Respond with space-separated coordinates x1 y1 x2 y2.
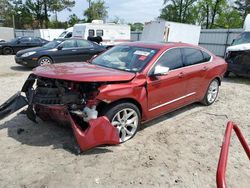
43 40 62 48
92 45 158 72
59 31 67 38
232 32 250 46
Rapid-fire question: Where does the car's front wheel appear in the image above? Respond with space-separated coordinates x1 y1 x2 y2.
3 47 14 55
202 79 219 105
102 102 141 143
38 56 53 66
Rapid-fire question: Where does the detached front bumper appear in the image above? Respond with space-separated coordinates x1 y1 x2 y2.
35 105 120 151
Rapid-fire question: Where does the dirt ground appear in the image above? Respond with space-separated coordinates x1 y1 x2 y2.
0 55 249 188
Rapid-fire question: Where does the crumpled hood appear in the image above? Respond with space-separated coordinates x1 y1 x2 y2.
33 62 136 82
226 43 250 53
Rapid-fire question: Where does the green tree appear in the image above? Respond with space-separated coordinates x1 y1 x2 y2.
192 0 227 28
159 0 197 23
84 0 108 22
68 13 81 26
215 6 242 28
0 0 13 27
129 23 144 31
234 0 250 25
49 0 75 21
25 0 75 28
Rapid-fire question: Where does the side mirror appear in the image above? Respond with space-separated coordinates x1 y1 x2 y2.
57 45 63 50
152 65 170 76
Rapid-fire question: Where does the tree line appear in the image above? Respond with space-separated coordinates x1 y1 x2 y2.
0 0 249 30
160 0 249 28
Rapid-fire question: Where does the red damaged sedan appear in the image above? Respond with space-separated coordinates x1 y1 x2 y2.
0 42 227 151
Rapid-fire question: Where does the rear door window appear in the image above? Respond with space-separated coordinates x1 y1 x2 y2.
182 48 204 66
62 40 76 49
76 40 93 48
155 48 184 70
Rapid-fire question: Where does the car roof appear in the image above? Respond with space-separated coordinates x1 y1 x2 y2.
53 38 89 41
120 41 200 50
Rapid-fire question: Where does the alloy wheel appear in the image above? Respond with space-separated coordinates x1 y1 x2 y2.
39 57 52 66
207 80 219 103
111 108 139 142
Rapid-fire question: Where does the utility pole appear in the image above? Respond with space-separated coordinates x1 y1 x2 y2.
12 15 16 37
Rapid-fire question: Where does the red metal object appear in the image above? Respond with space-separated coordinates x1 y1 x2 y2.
69 115 120 151
36 105 120 151
216 121 250 188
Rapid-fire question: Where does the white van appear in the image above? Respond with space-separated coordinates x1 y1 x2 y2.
34 29 65 41
58 27 73 39
141 19 201 45
72 20 131 46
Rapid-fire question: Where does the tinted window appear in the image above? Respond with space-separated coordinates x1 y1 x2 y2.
88 29 95 37
202 51 211 62
76 40 92 48
183 48 204 66
61 40 76 48
156 48 183 70
96 30 103 37
32 38 42 44
20 37 31 43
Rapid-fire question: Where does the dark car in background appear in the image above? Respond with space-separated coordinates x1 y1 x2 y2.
15 38 106 67
0 37 49 55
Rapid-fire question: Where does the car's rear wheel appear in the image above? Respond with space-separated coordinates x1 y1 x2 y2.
102 102 141 143
3 47 14 55
38 56 53 66
202 79 219 106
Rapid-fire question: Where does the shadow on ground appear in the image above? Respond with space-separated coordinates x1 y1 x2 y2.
10 65 32 72
0 113 115 155
0 103 202 155
223 75 250 85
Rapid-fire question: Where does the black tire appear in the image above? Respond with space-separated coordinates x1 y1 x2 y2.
224 71 230 78
101 102 141 143
38 56 53 66
3 47 14 55
201 79 220 106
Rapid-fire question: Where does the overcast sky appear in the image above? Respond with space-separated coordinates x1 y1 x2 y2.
57 0 163 23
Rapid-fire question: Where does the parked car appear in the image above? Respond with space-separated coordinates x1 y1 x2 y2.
225 32 250 77
0 39 5 42
0 42 227 152
0 37 48 55
15 38 106 67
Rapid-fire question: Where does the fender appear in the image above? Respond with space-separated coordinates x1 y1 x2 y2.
96 74 149 120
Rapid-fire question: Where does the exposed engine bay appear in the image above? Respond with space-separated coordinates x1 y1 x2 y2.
22 74 103 122
0 74 120 152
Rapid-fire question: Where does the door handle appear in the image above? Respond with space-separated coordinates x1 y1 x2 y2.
203 66 208 71
72 49 77 52
178 72 184 78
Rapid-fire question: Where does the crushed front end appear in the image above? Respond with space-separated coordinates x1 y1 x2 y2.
0 74 119 152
